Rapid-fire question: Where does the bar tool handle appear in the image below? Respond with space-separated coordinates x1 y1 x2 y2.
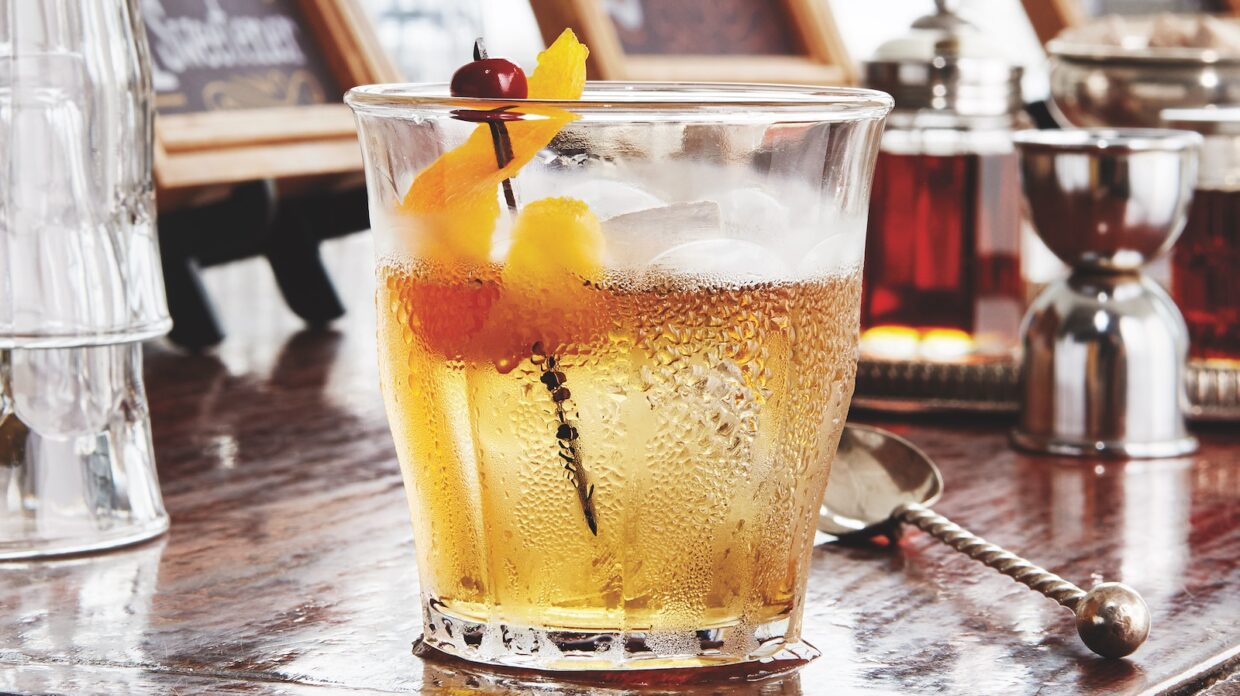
893 502 1151 659
895 502 1085 606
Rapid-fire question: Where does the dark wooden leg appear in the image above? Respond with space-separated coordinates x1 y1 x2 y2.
159 181 369 346
159 181 277 349
265 210 346 327
160 233 225 350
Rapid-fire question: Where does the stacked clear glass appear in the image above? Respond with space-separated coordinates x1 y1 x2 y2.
0 0 170 558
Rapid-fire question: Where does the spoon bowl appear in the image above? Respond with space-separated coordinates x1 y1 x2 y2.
819 424 942 539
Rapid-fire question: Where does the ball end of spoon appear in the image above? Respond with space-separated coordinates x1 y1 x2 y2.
1074 582 1151 659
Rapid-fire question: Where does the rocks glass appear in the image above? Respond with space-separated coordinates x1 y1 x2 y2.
348 82 890 669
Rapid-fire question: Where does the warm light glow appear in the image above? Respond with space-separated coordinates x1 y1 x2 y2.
920 328 974 361
1202 357 1240 369
861 325 978 362
860 325 921 359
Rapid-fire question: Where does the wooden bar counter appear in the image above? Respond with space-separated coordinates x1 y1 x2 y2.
1 237 1237 695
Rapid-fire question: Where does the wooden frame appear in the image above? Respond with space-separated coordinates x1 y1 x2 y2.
153 0 400 191
531 0 856 85
1020 0 1088 45
1021 0 1240 45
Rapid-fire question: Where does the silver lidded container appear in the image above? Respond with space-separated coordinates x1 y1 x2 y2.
864 0 1023 126
1048 15 1240 128
860 0 1030 356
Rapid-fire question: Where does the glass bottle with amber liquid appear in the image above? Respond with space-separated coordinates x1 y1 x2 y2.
861 0 1036 361
1163 108 1240 365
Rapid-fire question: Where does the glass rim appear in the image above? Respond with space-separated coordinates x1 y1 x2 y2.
345 81 894 121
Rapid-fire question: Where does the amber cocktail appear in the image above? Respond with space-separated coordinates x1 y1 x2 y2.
348 32 890 670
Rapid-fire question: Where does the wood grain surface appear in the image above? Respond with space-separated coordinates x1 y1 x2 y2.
1 236 1237 695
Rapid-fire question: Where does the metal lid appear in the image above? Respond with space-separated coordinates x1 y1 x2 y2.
863 0 1023 118
1162 107 1240 189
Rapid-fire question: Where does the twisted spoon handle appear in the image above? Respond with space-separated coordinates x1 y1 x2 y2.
894 502 1086 611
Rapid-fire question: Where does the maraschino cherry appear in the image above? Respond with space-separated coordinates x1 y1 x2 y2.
450 41 527 99
450 39 522 212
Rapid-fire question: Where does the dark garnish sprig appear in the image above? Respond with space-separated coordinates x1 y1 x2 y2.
532 341 597 535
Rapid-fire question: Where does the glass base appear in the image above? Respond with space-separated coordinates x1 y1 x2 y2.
1010 429 1200 459
0 343 169 560
421 597 813 671
0 516 167 560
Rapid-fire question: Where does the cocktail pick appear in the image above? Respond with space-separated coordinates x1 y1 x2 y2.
449 39 597 534
469 39 519 213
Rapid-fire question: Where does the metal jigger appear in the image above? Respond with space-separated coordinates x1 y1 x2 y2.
1012 129 1202 458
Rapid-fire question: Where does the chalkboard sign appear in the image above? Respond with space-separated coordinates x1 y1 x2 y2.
145 0 343 114
532 0 854 84
148 0 399 192
611 0 799 56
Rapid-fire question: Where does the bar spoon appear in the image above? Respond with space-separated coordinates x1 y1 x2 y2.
821 424 1151 659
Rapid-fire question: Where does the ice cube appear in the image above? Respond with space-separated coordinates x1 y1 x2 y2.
647 238 790 282
561 179 664 220
798 229 865 277
716 187 789 238
489 214 516 263
602 201 723 267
